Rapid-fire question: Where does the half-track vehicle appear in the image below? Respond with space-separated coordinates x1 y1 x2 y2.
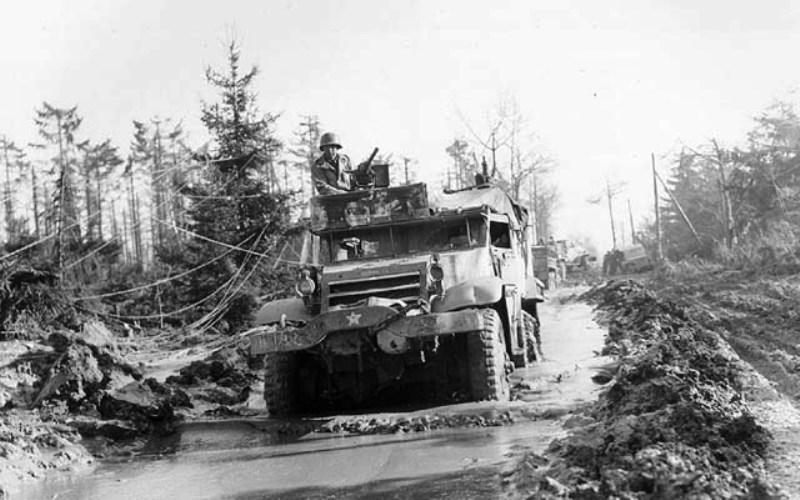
246 166 544 415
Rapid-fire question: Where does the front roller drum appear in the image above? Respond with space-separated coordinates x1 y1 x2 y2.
263 352 296 416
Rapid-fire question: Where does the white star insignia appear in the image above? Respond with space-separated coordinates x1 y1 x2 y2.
346 312 362 326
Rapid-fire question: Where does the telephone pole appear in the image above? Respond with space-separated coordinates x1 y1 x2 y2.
627 199 636 244
652 153 663 261
606 178 617 249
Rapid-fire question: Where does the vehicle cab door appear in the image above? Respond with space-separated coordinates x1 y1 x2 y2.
489 214 525 290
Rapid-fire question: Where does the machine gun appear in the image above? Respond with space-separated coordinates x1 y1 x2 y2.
353 147 382 188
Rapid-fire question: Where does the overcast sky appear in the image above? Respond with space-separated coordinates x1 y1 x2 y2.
2 1 800 250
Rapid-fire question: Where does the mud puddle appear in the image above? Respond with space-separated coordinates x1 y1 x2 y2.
19 419 564 500
15 289 608 499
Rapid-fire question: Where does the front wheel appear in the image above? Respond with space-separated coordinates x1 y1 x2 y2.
466 309 510 401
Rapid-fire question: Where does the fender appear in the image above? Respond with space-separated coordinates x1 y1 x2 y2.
431 276 504 313
253 297 313 325
524 277 546 303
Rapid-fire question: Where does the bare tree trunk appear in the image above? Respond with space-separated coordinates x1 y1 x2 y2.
121 203 130 264
55 113 67 274
95 162 103 240
110 198 119 248
127 164 142 266
711 139 737 248
42 184 51 235
31 162 40 238
152 121 164 249
2 141 14 242
134 191 144 267
84 153 93 240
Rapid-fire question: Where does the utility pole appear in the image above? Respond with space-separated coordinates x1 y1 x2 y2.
528 174 536 243
627 199 636 243
654 167 702 246
490 132 497 176
533 172 540 241
652 153 663 261
402 157 410 184
606 177 617 249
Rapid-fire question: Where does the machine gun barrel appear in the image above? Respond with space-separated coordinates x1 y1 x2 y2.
362 147 379 172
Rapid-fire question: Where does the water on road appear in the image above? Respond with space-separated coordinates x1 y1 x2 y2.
19 291 609 500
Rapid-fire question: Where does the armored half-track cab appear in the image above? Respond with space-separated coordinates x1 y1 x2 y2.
248 173 544 415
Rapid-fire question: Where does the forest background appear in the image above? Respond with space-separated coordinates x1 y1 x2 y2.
3 38 800 333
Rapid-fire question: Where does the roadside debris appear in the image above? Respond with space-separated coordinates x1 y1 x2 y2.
507 280 782 499
0 316 190 491
165 345 258 416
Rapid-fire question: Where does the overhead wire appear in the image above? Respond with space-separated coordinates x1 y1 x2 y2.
10 151 286 328
0 164 180 264
72 236 247 300
187 223 273 333
153 218 274 259
94 269 244 321
62 157 242 270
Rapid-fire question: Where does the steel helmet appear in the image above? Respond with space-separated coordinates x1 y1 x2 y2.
319 132 342 150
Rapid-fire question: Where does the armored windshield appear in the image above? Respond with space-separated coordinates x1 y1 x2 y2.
320 217 486 264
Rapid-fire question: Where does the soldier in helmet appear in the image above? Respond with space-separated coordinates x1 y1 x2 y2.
312 132 354 195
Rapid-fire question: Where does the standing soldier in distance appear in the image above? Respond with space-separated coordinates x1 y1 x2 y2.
312 132 353 195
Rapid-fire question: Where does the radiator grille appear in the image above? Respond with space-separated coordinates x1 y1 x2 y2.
325 269 424 309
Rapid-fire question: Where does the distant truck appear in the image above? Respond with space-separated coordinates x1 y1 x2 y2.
618 244 654 273
531 245 558 289
564 242 595 272
245 168 544 415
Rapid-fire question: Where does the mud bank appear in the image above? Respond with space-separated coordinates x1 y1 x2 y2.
0 325 195 495
505 280 782 499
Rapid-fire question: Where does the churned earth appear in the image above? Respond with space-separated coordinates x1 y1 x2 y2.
10 273 800 499
13 288 614 499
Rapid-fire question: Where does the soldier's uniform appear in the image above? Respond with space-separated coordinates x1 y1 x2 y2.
311 131 355 195
311 154 353 195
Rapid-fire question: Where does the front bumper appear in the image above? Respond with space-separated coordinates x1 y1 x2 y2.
246 305 485 355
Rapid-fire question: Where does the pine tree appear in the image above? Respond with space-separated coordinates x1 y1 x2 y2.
0 136 22 243
34 103 83 272
289 115 321 215
164 41 293 331
78 139 123 242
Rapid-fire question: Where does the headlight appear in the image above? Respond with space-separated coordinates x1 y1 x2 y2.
296 269 316 296
430 263 444 281
428 254 444 296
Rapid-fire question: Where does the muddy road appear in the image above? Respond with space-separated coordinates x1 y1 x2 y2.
17 290 610 499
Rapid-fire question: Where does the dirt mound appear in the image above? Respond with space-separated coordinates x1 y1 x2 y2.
26 325 187 434
0 410 92 498
0 265 77 338
509 280 781 498
2 320 189 436
165 346 258 414
649 269 800 400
